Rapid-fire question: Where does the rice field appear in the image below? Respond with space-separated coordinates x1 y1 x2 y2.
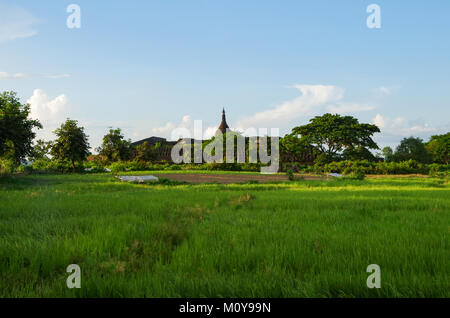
0 173 448 297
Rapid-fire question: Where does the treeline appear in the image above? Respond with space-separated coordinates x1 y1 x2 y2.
1 90 449 176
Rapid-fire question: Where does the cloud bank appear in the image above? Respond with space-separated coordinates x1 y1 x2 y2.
27 89 70 141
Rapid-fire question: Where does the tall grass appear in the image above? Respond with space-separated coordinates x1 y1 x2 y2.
0 174 448 297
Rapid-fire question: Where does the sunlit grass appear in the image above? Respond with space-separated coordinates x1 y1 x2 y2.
0 173 448 297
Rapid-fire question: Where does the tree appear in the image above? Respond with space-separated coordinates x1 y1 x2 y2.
392 137 430 163
381 146 394 162
0 91 42 163
50 119 90 171
133 141 157 162
280 133 315 163
425 133 449 164
291 113 380 162
96 128 132 162
29 139 51 161
343 146 376 161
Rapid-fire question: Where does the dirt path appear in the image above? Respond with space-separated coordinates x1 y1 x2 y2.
154 173 324 184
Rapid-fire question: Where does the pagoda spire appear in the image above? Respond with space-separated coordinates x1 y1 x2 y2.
216 108 230 135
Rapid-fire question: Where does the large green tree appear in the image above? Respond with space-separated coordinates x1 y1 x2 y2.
392 137 430 163
280 133 315 163
0 91 42 163
50 119 90 171
291 113 380 162
96 128 132 162
425 133 449 164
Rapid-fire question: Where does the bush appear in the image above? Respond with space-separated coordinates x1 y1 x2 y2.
166 164 182 170
126 161 147 171
286 168 295 181
16 164 33 174
342 171 366 180
31 159 80 173
108 162 127 174
0 158 15 177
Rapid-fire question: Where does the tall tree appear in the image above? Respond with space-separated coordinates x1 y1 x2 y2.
96 128 132 162
50 119 90 171
425 133 449 164
393 137 430 163
0 91 42 163
291 113 380 162
381 146 394 162
280 133 315 163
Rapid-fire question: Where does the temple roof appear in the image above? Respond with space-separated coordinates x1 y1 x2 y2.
216 108 230 135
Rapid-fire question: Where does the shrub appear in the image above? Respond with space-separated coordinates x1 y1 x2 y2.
286 168 295 181
16 164 33 174
109 162 127 174
126 161 147 171
0 158 15 177
342 171 366 180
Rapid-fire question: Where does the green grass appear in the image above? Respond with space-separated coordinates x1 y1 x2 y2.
0 173 448 297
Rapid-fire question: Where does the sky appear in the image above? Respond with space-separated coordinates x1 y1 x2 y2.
1 0 449 151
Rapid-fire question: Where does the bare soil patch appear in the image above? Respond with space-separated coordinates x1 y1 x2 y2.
154 173 324 184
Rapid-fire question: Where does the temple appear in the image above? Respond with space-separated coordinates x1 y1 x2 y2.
215 108 230 135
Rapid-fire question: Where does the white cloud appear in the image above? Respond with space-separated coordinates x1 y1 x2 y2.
153 115 218 140
27 89 68 123
45 74 70 79
235 85 344 130
26 89 70 141
0 71 70 80
372 114 436 136
375 85 399 96
0 71 27 79
0 3 39 44
328 102 374 113
152 115 191 135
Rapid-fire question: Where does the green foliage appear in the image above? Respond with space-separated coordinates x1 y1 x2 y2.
317 159 449 175
342 168 366 180
392 137 431 163
382 146 394 162
286 168 295 181
109 162 128 174
87 154 108 166
342 146 376 161
1 174 448 297
0 158 15 177
426 133 449 164
50 119 90 172
292 113 380 159
30 158 85 174
0 91 42 163
29 139 51 161
280 133 314 162
97 128 132 162
133 141 157 162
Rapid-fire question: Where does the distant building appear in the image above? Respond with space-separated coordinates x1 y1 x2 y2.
131 136 172 147
130 108 316 165
216 108 230 135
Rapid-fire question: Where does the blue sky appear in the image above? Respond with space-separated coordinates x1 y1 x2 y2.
1 0 449 150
